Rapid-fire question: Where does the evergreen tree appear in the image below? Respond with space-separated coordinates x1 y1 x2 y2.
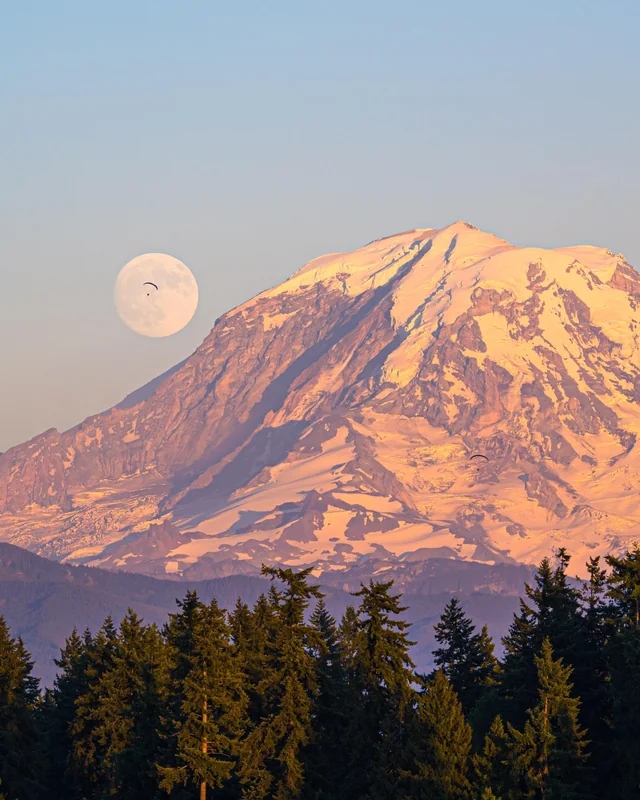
123 621 169 797
337 604 358 672
467 630 503 750
68 617 119 796
228 598 252 655
505 638 590 799
240 565 322 800
404 669 472 800
499 550 588 729
606 544 640 626
90 612 169 799
43 627 90 799
472 715 510 800
432 597 498 715
8 546 640 797
229 594 278 727
160 594 247 799
0 616 42 800
343 579 417 799
577 556 613 793
303 598 349 798
604 545 640 797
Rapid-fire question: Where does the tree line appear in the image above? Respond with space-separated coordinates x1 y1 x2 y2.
1 547 640 799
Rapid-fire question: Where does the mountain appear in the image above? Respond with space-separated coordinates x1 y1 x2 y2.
0 543 528 686
1 221 640 580
0 543 269 685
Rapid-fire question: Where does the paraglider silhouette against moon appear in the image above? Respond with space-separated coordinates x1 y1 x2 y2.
114 253 198 337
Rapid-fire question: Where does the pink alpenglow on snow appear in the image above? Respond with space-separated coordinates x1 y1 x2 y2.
1 222 640 579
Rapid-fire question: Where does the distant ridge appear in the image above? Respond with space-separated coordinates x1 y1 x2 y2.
0 542 527 686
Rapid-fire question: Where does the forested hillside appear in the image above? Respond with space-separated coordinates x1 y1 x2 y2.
1 547 639 799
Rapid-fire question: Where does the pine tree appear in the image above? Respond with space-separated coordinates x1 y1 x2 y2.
229 594 278 727
7 547 640 798
577 556 613 793
467 628 503 749
228 598 252 655
405 669 472 800
68 617 119 796
432 597 498 715
89 612 169 799
43 627 90 799
343 579 417 799
125 622 169 796
499 550 588 729
606 544 640 626
505 638 590 799
160 594 248 800
472 715 510 800
604 545 640 797
158 590 202 796
0 616 43 800
303 598 349 798
337 604 358 672
239 565 322 800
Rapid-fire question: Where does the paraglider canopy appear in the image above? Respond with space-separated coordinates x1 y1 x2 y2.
470 454 489 473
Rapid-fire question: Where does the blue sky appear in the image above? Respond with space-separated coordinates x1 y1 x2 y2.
1 0 639 451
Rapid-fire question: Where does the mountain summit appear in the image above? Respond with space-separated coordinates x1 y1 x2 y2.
2 222 640 579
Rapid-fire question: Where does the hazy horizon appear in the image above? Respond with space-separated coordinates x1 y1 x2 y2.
1 1 639 452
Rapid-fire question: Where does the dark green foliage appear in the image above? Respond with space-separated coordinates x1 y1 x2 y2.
404 668 473 799
159 592 247 799
337 603 358 670
303 598 349 798
67 617 119 795
230 592 279 728
499 549 590 730
5 550 640 797
95 611 169 799
343 579 418 799
43 627 91 799
578 556 613 793
0 616 42 800
432 597 498 715
472 715 510 799
505 638 590 799
239 566 322 800
606 544 640 626
604 545 640 797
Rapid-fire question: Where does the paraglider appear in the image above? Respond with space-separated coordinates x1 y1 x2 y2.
470 454 489 472
143 281 159 296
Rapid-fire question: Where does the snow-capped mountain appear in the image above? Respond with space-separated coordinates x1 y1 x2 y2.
2 221 640 579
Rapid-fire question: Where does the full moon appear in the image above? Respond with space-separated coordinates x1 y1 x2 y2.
114 253 198 337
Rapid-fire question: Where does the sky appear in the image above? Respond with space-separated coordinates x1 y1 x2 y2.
1 0 639 452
